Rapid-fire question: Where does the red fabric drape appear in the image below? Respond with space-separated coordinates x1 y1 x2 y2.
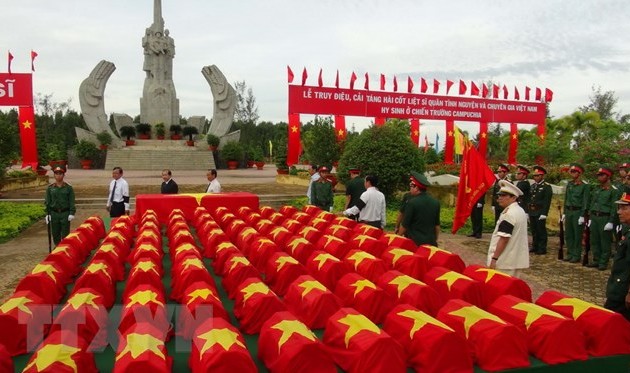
444 120 454 164
514 87 520 100
433 79 440 94
380 74 385 90
334 115 346 142
393 76 398 92
287 66 294 83
525 86 531 100
503 85 509 99
407 76 414 93
535 87 542 101
459 80 466 95
410 119 420 146
508 123 518 165
482 84 489 98
287 114 301 166
492 84 499 99
374 117 385 126
19 106 38 170
420 78 428 93
301 68 308 86
349 72 357 90
545 88 554 102
446 80 454 94
471 81 480 96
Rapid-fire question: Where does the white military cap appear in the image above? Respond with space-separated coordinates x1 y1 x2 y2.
498 180 523 197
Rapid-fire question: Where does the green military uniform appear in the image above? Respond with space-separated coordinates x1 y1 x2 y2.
311 178 333 211
402 192 440 246
529 167 552 254
563 164 590 262
588 169 620 269
515 165 531 210
45 179 76 246
345 174 366 220
605 225 630 320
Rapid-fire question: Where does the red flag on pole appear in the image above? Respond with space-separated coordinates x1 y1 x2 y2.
350 72 357 90
452 141 496 233
446 80 454 95
393 76 398 92
335 70 339 89
482 84 489 98
525 87 531 100
445 120 455 164
7 51 13 74
19 106 39 169
301 67 308 86
535 87 542 101
459 80 467 95
471 82 480 96
492 84 499 99
380 74 385 90
508 123 518 165
410 119 420 146
287 114 301 166
433 79 440 94
30 50 38 72
334 115 346 141
407 76 414 94
544 88 553 102
364 72 369 90
318 68 323 87
514 87 520 100
420 78 428 93
478 122 488 157
503 85 509 99
287 66 294 83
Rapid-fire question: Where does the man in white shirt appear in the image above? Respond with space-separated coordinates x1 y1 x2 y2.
107 167 130 217
342 174 386 229
306 164 320 204
487 180 529 278
206 169 221 193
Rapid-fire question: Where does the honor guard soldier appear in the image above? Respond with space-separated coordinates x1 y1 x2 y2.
562 164 590 263
399 171 441 246
587 167 620 270
492 164 510 223
514 165 531 210
344 167 366 221
311 166 334 211
44 166 76 246
604 192 630 321
529 166 552 255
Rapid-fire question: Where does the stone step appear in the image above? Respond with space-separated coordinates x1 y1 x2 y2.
105 148 216 171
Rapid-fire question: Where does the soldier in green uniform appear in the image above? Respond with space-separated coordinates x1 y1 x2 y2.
528 166 552 255
344 167 366 221
562 164 590 263
604 192 630 321
44 166 76 246
399 171 440 246
514 165 531 210
311 166 334 211
587 167 620 270
492 164 510 223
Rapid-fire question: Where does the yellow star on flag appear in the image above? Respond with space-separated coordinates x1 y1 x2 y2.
352 234 375 247
99 243 120 256
182 258 205 270
539 133 545 140
512 134 517 139
299 226 318 236
350 279 376 297
338 313 381 347
51 245 72 257
291 125 298 133
299 280 328 298
276 255 299 270
435 271 473 291
136 243 159 254
22 120 32 129
240 281 271 304
132 260 159 276
423 245 451 260
240 227 258 240
474 268 512 283
0 296 34 315
481 132 487 138
397 309 453 338
24 343 81 372
139 230 158 240
358 225 378 235
284 220 298 229
31 263 59 282
313 253 340 270
117 333 165 360
127 290 164 306
86 262 112 281
216 242 235 253
338 129 345 136
228 256 250 273
448 305 506 337
383 234 399 245
208 228 224 237
413 130 419 136
323 235 343 247
175 243 197 256
388 248 413 265
179 193 207 205
254 238 275 248
551 297 613 320
448 130 454 137
328 225 347 235
347 251 376 269
198 328 244 354
311 217 327 225
174 230 193 241
65 291 100 310
272 319 316 352
388 275 426 297
186 288 219 305
270 227 289 240
286 237 309 253
511 302 565 329
65 232 83 243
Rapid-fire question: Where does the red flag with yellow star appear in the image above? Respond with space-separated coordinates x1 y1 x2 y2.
323 307 406 372
416 245 466 272
508 122 518 165
280 218 303 234
190 317 256 372
176 281 229 339
247 236 280 271
73 261 116 308
383 304 473 373
22 330 98 373
424 266 484 307
18 106 38 169
259 311 337 372
437 299 530 371
381 247 429 280
284 275 342 329
0 345 13 372
379 233 417 252
305 250 351 291
287 113 301 166
285 235 316 264
118 285 170 337
114 322 172 372
377 270 444 316
52 287 109 350
265 252 308 296
536 290 630 356
463 264 532 308
316 234 350 258
347 233 384 257
323 224 352 241
0 291 50 356
221 255 262 299
334 273 395 324
334 115 346 141
489 295 588 364
233 278 286 334
343 249 387 282
410 118 420 146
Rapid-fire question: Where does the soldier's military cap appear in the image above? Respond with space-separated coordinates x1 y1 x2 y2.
496 164 510 173
52 166 66 174
569 163 584 174
615 192 630 205
533 166 547 175
596 167 613 177
498 180 523 197
516 165 530 175
410 171 430 188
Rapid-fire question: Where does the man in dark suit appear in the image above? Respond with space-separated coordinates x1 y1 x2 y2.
160 169 179 194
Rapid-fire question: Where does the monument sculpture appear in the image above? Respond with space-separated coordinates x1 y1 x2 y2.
78 60 118 138
202 65 236 137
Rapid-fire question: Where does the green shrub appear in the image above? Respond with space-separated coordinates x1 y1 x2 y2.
0 203 46 243
206 133 220 147
135 123 152 135
221 141 244 161
74 140 99 160
119 126 136 140
96 131 113 146
182 126 199 141
155 123 166 137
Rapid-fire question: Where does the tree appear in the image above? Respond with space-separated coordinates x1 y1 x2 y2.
579 86 618 121
0 110 20 177
234 81 259 124
302 116 340 169
338 121 424 200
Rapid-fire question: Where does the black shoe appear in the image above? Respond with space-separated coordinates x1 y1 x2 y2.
586 263 598 268
467 234 476 237
562 258 570 262
598 266 608 271
475 235 482 239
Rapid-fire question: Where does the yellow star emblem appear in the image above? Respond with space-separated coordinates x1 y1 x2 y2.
299 226 318 237
198 328 245 354
338 313 381 347
323 235 343 247
51 245 72 257
397 309 453 338
448 130 454 137
139 230 158 241
131 261 159 276
352 234 374 247
286 237 309 254
65 291 100 310
85 262 112 281
350 278 376 297
276 255 299 270
298 280 328 298
270 227 289 240
481 132 487 138
99 243 120 256
240 281 271 304
24 343 81 372
174 230 193 241
474 268 512 283
551 297 613 320
511 302 565 329
0 296 34 315
22 120 32 129
422 245 451 260
182 258 205 270
228 256 251 273
388 248 413 265
136 243 159 254
272 319 316 352
435 271 473 291
414 130 419 136
347 251 376 269
388 275 426 297
313 253 340 270
338 129 345 136
65 232 83 243
117 333 165 360
127 290 164 306
178 193 207 205
448 305 505 338
291 125 299 133
240 227 257 239
31 263 59 283
216 242 235 253
186 288 219 305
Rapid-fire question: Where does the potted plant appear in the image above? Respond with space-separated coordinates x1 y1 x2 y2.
46 143 67 168
170 124 182 140
135 123 151 139
206 133 220 151
252 147 265 170
221 141 244 170
182 126 199 146
96 131 113 150
244 145 256 168
74 140 99 169
155 123 166 140
275 137 289 174
119 125 136 146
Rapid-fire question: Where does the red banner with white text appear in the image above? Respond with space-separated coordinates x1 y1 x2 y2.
0 73 33 106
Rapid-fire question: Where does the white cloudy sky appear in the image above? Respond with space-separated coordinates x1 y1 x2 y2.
3 0 630 145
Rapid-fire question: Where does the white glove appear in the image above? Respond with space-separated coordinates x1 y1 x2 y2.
44 215 51 224
604 222 614 231
560 214 565 222
491 206 495 213
329 206 333 212
586 219 591 227
68 215 75 222
539 215 547 221
476 203 483 208
617 224 622 233
577 216 585 225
